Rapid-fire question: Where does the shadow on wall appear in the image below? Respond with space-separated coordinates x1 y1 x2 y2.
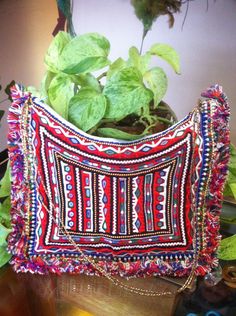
0 0 57 151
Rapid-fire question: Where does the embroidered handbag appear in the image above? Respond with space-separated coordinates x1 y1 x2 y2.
7 84 230 292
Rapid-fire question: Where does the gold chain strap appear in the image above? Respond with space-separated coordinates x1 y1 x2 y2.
21 98 200 296
0 158 9 167
39 189 197 296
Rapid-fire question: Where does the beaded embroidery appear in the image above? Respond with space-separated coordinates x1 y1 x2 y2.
7 84 230 277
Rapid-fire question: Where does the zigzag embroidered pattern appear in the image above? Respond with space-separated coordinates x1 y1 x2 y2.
7 84 230 277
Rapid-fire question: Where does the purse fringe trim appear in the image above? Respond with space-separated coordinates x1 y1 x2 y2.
7 84 229 278
196 84 230 275
7 85 31 261
7 85 194 277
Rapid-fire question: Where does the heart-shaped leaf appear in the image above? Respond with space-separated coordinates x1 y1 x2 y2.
0 163 10 198
149 43 180 74
218 234 236 260
0 245 11 267
0 222 11 245
107 58 126 79
0 197 11 228
44 31 72 73
73 73 101 92
127 47 151 75
223 183 233 199
0 110 4 122
103 67 153 119
59 33 110 74
48 73 74 119
229 183 236 200
68 87 107 132
224 144 236 199
97 127 144 140
40 71 56 100
144 67 168 107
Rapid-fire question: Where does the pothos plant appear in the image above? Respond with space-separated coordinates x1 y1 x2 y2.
0 84 12 267
29 31 180 139
218 143 236 261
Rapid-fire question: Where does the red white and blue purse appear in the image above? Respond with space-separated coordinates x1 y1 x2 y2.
7 85 230 288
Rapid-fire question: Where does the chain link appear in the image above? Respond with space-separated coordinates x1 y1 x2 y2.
22 98 199 296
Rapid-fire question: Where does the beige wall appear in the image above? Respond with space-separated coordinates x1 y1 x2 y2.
0 0 57 151
73 0 236 144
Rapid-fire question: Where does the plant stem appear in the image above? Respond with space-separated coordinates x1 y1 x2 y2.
139 28 148 54
87 118 117 135
87 122 100 135
157 116 173 125
97 72 107 81
181 0 190 30
67 0 76 37
157 105 170 111
143 123 156 134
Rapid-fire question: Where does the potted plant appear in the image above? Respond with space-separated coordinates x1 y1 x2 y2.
218 143 236 261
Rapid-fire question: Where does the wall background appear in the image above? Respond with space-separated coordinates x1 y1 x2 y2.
72 0 236 142
0 0 57 151
0 0 236 151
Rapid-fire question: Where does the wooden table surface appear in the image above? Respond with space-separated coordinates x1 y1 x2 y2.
0 265 182 316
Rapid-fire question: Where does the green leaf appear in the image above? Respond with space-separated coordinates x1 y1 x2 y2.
0 175 12 267
4 80 16 102
107 58 126 80
0 222 11 246
221 216 236 225
228 144 236 174
149 43 180 74
73 73 101 92
224 143 236 199
97 127 144 140
0 197 11 228
40 71 56 100
44 31 72 73
0 245 11 268
223 183 234 198
218 234 236 260
68 87 107 132
127 47 151 75
103 67 153 119
131 0 155 34
144 67 168 107
227 168 236 183
0 110 4 121
59 33 110 74
48 73 74 119
0 163 11 198
230 143 236 152
228 183 236 200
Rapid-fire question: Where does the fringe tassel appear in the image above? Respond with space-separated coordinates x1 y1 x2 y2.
7 84 230 277
7 85 31 262
7 85 195 277
196 84 230 275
